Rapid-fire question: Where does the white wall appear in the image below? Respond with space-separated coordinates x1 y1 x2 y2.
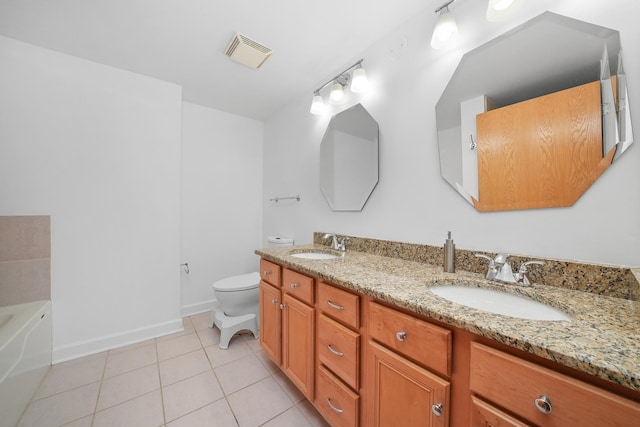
263 0 640 267
0 36 183 362
180 102 263 316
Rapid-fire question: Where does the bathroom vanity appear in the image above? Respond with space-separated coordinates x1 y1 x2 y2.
255 237 640 426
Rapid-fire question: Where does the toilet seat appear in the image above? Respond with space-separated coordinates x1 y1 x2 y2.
212 272 260 292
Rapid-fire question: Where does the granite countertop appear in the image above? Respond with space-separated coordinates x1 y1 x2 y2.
256 244 640 392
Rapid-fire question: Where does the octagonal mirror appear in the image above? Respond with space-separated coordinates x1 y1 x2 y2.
436 12 633 211
320 103 379 211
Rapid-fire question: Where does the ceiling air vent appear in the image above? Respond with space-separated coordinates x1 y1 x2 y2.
225 33 272 69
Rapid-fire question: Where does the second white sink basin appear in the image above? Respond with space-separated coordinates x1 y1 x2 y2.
429 285 570 321
290 252 340 260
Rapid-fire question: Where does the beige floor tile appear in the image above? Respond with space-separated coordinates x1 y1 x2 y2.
243 334 261 352
255 350 280 374
196 326 221 347
261 406 312 427
226 377 294 427
93 390 164 427
34 352 107 399
297 400 330 427
189 312 212 331
273 371 305 403
159 349 211 386
60 415 93 427
214 353 269 395
157 332 202 361
104 342 157 378
204 340 252 368
108 338 157 355
97 364 160 411
18 382 100 427
162 371 224 422
166 399 238 427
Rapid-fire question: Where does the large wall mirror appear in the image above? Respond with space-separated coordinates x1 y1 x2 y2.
436 12 633 211
320 103 379 211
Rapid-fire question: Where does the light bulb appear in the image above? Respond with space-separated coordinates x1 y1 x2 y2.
310 94 325 115
430 8 458 49
329 82 345 104
350 67 370 93
486 0 523 22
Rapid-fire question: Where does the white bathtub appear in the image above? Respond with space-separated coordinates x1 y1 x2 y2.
0 300 52 427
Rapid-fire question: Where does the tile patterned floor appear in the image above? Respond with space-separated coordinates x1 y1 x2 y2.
17 313 330 427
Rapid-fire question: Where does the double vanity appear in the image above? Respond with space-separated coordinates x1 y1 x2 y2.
255 234 640 426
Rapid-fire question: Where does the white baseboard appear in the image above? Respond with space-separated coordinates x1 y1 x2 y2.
181 299 216 317
52 318 184 364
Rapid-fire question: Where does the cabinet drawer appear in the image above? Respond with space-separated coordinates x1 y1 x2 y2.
260 259 281 287
282 268 314 304
316 365 359 427
470 342 640 426
368 301 451 377
318 281 360 329
318 314 360 390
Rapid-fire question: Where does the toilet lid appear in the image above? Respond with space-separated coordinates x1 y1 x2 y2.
213 272 261 292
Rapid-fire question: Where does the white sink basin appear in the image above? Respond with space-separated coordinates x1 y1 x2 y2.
429 285 570 321
290 252 341 260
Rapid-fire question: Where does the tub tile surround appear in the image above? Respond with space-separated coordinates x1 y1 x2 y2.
255 233 640 392
0 216 51 306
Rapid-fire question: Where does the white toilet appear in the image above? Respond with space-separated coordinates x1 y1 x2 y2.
209 236 294 349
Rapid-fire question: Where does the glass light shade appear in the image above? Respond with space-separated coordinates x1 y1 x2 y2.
329 82 345 104
310 94 325 115
430 8 458 49
486 0 524 22
350 67 370 93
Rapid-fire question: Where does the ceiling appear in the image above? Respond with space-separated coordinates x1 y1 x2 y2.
0 0 433 120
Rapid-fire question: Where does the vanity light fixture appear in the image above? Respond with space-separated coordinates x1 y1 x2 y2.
486 0 524 22
309 59 370 114
430 0 458 50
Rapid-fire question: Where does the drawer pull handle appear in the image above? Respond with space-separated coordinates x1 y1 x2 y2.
327 398 344 414
327 344 344 357
263 270 271 275
534 395 552 414
396 331 407 342
290 282 298 289
431 402 444 417
279 303 286 310
327 300 344 310
271 299 278 304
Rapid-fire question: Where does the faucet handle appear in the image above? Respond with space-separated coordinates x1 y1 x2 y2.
475 253 498 280
336 237 349 251
516 260 545 285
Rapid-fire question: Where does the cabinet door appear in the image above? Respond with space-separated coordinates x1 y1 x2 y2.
368 341 450 427
259 281 281 365
282 293 315 400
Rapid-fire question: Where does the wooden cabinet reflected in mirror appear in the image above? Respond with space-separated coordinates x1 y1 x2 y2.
436 12 633 212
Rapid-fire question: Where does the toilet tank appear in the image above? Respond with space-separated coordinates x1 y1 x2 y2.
267 236 294 247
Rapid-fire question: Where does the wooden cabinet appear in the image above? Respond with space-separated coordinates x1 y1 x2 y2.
260 258 640 427
470 342 640 426
367 301 452 426
368 341 450 427
475 80 606 211
259 264 315 400
259 281 281 364
315 281 362 427
282 292 315 399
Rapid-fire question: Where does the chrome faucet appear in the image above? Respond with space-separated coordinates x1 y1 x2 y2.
475 253 545 286
323 233 348 251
